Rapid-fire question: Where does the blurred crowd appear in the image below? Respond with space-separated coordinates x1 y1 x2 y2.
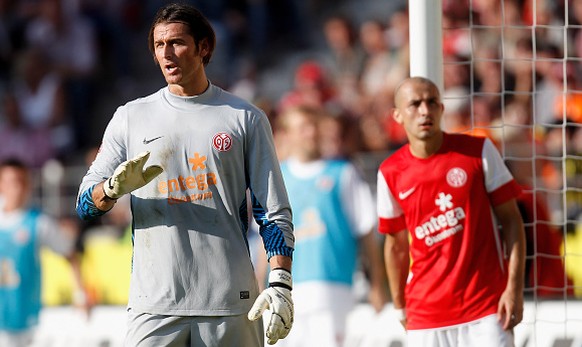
0 0 581 309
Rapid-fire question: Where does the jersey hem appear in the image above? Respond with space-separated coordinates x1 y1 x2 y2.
407 311 498 330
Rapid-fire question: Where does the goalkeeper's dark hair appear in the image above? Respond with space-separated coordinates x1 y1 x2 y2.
148 3 216 66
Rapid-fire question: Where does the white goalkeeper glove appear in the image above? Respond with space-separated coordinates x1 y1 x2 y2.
103 151 163 199
248 268 294 345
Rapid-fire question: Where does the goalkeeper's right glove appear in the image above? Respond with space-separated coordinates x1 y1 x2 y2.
103 151 163 199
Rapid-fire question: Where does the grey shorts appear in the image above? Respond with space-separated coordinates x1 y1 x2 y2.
124 309 264 347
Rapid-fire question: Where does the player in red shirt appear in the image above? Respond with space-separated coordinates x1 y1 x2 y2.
377 77 526 346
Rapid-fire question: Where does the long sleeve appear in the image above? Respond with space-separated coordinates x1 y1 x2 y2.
247 112 294 258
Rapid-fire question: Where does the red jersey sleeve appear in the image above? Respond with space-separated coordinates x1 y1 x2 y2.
489 179 522 206
377 168 407 234
378 216 407 234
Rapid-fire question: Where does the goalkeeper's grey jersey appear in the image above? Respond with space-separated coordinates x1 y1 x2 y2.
77 84 294 316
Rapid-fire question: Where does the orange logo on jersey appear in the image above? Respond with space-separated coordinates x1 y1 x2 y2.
158 173 217 193
189 152 207 170
159 151 217 204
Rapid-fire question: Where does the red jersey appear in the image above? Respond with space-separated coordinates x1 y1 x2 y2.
377 133 522 330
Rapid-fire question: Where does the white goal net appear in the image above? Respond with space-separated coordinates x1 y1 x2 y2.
435 0 582 345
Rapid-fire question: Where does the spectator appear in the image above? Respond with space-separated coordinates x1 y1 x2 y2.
505 37 535 105
533 43 564 125
0 0 27 83
473 47 506 120
516 185 574 297
552 62 582 124
359 19 407 150
540 120 579 224
0 91 56 168
11 48 72 156
278 60 339 113
318 112 363 160
572 0 582 62
359 19 404 116
321 14 366 114
77 0 137 93
25 0 98 150
489 102 574 297
229 58 258 102
489 101 539 186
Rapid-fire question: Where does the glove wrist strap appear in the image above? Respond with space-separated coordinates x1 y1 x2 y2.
102 179 119 200
268 268 292 291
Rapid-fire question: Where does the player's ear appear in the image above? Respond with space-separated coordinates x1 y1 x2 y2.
392 107 403 124
198 38 210 59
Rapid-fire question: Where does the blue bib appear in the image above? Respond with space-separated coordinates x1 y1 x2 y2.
0 209 42 331
281 160 358 285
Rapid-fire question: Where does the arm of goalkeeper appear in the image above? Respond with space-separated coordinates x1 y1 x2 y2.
248 268 294 345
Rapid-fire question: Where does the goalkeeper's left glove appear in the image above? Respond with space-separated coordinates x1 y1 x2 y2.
248 268 294 345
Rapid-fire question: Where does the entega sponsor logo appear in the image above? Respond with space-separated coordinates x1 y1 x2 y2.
159 152 217 204
158 173 217 193
414 207 466 247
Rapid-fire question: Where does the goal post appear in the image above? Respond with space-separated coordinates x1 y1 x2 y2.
408 0 444 92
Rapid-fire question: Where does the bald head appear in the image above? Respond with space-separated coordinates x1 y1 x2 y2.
391 76 445 151
394 77 441 108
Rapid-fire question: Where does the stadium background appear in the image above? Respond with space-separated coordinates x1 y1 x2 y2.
1 0 581 345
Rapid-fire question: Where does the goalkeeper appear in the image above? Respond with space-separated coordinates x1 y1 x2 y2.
75 3 294 346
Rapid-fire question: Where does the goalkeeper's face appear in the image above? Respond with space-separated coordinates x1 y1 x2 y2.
153 22 210 95
393 79 444 142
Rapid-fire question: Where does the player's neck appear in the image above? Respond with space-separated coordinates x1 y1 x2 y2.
168 78 209 97
292 153 320 163
408 132 444 159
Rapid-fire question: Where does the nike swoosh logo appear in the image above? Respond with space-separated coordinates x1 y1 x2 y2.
398 187 416 200
143 136 163 145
